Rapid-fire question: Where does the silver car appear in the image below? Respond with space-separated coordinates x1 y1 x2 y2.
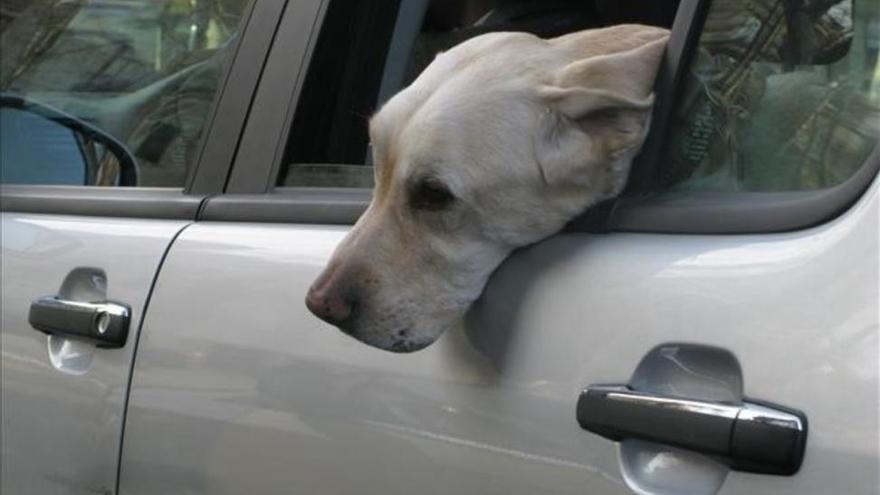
2 0 878 494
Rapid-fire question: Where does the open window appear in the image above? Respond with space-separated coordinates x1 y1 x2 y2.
279 0 681 189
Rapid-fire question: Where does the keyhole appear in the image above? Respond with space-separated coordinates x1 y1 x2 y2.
95 311 110 335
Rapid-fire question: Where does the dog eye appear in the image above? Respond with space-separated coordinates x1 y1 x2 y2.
410 178 455 211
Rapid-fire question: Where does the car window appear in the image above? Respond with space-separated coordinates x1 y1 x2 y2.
279 0 680 188
659 0 879 192
0 0 250 187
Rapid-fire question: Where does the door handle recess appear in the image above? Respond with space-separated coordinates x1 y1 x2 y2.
29 296 130 348
577 385 807 476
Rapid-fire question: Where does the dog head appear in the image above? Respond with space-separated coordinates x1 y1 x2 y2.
306 25 669 352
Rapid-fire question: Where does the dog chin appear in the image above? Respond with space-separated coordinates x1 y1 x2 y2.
385 338 434 353
337 323 444 353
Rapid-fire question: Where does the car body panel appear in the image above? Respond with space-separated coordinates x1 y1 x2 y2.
0 213 187 494
118 173 878 494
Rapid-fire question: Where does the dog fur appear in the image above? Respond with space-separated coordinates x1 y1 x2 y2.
306 24 669 352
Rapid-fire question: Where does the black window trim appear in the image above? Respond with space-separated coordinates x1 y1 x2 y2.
623 0 710 194
0 0 287 220
187 0 290 195
224 0 327 194
209 0 880 234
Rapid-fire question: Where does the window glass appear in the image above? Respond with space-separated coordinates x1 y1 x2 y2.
280 0 680 188
660 0 879 192
0 0 250 187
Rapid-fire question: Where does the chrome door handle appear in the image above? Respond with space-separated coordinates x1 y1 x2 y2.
29 296 130 348
577 385 807 475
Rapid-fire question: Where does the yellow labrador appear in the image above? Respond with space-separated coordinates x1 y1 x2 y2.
306 24 669 352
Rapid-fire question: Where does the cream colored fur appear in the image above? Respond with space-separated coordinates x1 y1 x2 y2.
307 24 669 352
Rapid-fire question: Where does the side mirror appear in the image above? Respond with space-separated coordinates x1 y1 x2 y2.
0 93 138 186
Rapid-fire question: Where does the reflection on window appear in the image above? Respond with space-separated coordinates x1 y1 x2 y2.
0 0 249 187
662 0 879 192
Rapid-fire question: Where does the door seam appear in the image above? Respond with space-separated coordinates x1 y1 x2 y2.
112 221 193 495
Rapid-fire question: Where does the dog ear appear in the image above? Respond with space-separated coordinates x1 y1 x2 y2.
536 34 668 187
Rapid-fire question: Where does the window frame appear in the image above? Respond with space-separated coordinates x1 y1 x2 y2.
208 0 880 234
223 0 332 194
0 0 287 220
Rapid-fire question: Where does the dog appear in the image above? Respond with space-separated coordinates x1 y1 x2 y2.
306 24 669 352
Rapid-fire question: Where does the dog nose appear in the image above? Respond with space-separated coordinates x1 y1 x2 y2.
305 285 354 326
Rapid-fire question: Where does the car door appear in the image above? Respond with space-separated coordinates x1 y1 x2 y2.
117 0 879 494
0 1 278 493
